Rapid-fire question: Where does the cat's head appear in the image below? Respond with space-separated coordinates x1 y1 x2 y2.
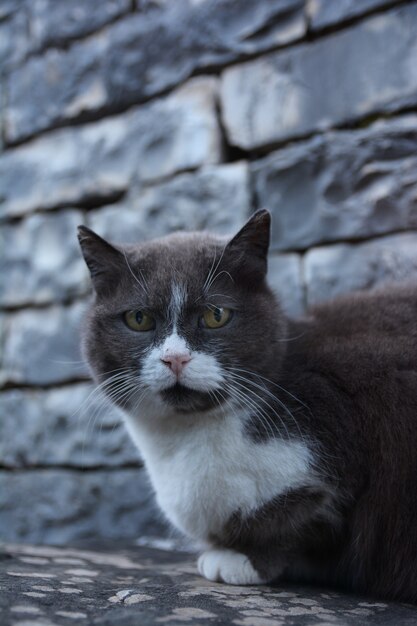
78 210 287 419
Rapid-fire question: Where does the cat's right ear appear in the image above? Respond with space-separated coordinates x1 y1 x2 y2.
77 225 123 296
225 209 271 284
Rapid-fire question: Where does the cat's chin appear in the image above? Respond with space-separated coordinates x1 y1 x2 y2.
159 383 222 414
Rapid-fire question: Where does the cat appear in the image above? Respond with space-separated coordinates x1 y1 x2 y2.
78 209 417 603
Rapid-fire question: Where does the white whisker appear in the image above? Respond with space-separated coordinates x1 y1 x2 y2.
123 249 149 295
226 368 305 442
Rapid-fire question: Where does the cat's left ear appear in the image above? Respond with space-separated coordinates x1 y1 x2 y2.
77 225 124 296
226 209 271 282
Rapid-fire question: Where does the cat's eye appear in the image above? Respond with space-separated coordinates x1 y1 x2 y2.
201 307 232 329
124 310 155 332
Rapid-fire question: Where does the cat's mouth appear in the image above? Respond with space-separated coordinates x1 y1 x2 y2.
160 383 222 413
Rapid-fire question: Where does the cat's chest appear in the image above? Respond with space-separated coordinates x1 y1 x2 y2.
132 413 313 541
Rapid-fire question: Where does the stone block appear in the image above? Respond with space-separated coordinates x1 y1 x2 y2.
0 468 166 544
29 0 131 49
307 0 400 30
0 210 89 307
268 254 305 317
1 77 221 218
0 302 89 386
2 545 417 624
0 82 4 153
221 4 417 149
0 383 140 468
0 8 29 72
252 115 417 251
305 232 417 307
5 0 305 141
88 162 251 244
0 0 23 20
0 314 5 372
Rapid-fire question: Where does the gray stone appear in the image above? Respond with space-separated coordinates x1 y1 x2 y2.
0 314 5 374
0 81 3 148
307 0 401 30
0 302 89 386
2 544 417 625
221 4 417 150
0 0 23 20
5 0 305 141
88 162 251 244
252 116 417 251
0 210 89 307
1 77 221 218
0 8 29 72
0 468 165 543
305 232 417 307
29 0 131 49
0 383 140 468
268 253 305 317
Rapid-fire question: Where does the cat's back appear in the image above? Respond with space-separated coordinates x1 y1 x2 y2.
282 283 417 466
289 284 417 385
311 283 417 336
293 285 417 601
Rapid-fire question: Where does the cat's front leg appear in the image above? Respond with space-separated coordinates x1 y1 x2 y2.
198 548 273 585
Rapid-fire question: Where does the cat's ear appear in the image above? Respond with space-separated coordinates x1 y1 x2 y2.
77 225 124 295
226 209 271 282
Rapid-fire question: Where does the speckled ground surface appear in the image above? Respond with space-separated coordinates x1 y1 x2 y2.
1 542 417 626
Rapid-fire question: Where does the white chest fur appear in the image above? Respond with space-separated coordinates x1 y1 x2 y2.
125 409 314 542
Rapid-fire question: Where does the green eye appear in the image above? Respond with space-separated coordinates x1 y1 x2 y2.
124 310 155 332
201 307 232 329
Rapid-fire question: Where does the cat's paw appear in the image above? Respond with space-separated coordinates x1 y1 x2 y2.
197 549 264 585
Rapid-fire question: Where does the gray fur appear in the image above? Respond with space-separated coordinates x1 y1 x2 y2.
78 210 417 603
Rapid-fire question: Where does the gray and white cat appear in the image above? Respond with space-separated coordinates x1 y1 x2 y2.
78 210 417 602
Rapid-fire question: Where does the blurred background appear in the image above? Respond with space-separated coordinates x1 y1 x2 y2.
1 0 417 545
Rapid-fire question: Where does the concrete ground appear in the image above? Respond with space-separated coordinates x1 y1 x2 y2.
1 542 416 626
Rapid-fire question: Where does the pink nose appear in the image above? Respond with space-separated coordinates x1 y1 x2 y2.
161 352 192 377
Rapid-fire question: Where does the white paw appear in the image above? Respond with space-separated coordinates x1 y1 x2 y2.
197 549 264 585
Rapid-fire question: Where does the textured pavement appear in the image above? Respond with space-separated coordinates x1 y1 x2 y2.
1 542 416 626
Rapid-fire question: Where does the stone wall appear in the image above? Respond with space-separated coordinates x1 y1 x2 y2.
1 0 416 544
